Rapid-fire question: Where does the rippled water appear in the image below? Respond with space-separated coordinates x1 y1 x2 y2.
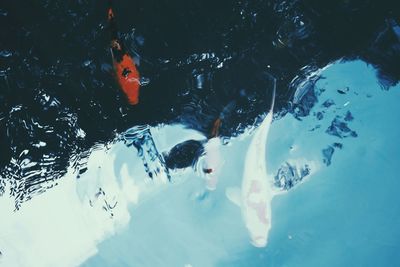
2 0 399 207
1 1 400 266
1 61 400 267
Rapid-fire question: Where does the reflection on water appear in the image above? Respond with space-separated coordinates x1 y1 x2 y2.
123 125 170 181
1 61 400 267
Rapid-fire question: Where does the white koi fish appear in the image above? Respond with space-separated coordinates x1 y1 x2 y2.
226 82 276 247
202 137 223 190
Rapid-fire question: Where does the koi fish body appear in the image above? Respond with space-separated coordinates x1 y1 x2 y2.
112 53 140 105
202 137 222 190
107 6 141 105
226 85 276 247
199 117 221 189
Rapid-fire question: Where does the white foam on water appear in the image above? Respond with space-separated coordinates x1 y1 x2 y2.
0 124 214 267
0 143 142 267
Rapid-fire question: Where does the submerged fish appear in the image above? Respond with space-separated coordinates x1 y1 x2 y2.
107 3 141 105
226 82 276 247
202 137 222 190
201 101 237 189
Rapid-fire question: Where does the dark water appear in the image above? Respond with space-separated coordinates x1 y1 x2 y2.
0 0 399 207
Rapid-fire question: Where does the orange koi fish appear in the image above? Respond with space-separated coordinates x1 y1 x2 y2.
107 5 141 105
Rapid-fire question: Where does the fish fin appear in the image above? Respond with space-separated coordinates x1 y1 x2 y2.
225 187 241 207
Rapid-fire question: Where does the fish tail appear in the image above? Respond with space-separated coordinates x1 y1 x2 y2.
107 0 124 60
210 117 222 138
107 0 117 39
269 76 276 115
264 72 276 116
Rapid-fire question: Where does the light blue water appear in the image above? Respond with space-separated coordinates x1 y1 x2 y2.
0 61 391 267
80 60 400 267
220 61 400 267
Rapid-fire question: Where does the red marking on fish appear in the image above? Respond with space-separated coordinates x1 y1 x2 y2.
203 168 213 174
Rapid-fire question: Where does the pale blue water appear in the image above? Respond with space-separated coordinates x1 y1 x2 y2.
1 60 399 267
80 60 400 267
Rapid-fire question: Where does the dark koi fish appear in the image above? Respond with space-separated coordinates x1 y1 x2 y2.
107 4 141 105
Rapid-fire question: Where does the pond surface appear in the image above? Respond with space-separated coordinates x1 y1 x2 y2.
1 60 399 267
